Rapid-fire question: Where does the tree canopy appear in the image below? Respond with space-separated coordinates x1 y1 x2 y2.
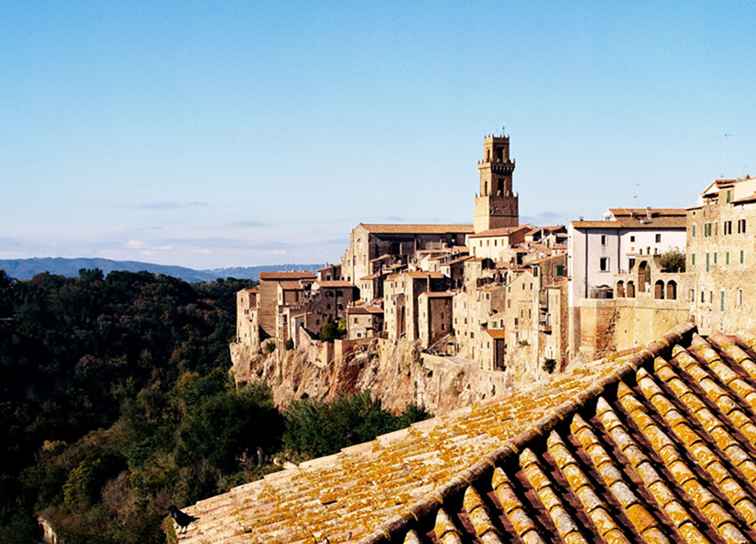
0 269 430 543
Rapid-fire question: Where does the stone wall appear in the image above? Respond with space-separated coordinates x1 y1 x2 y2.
576 297 691 360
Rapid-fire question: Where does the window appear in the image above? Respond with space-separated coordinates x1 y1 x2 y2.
738 219 747 234
600 257 610 272
655 233 661 243
701 290 705 303
724 221 733 235
601 235 607 246
726 189 733 203
691 225 696 238
713 253 718 265
706 253 710 272
720 290 726 311
630 235 636 243
737 289 744 307
741 250 745 265
689 289 695 303
691 254 696 266
726 252 730 265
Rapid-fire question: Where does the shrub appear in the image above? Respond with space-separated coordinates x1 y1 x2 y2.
542 358 557 374
659 249 686 272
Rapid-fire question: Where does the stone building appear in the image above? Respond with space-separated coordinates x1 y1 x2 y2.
340 223 472 286
567 208 688 357
257 271 317 337
346 304 384 340
235 287 259 350
417 291 454 349
466 225 530 261
687 176 756 334
384 271 447 342
473 133 519 233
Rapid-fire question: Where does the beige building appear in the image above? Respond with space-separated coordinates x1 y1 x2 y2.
687 176 756 334
257 271 317 337
466 225 530 262
473 133 519 233
346 304 384 340
341 223 472 286
567 208 688 357
384 271 447 342
236 287 260 350
417 291 454 349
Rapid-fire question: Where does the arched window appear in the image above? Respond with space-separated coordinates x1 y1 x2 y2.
616 280 626 298
737 288 743 307
626 281 636 298
638 261 651 292
655 280 665 300
666 280 677 300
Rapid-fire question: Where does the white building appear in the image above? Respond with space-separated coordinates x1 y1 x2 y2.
567 208 688 304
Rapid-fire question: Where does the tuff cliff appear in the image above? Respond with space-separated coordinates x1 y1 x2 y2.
230 338 555 415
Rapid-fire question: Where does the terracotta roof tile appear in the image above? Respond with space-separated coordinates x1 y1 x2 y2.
259 271 318 281
358 223 474 235
316 280 353 289
173 323 756 543
467 225 531 239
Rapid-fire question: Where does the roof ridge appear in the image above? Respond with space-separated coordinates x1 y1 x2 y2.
358 321 698 544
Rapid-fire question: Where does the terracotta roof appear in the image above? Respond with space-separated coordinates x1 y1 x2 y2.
572 216 687 230
259 271 318 281
468 225 530 239
733 192 756 205
358 223 474 235
609 207 688 217
485 328 506 339
347 305 384 315
317 280 353 289
278 281 305 290
173 323 756 543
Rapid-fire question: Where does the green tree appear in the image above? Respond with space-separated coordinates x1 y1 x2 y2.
659 248 686 272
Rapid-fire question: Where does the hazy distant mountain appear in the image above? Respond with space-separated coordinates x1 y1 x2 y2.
0 258 322 283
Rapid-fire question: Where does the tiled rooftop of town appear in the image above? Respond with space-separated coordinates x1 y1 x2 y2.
358 223 475 235
174 323 756 543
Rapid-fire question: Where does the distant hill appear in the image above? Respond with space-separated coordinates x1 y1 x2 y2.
0 258 322 283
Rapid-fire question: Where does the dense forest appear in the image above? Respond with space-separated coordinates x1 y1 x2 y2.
0 270 428 543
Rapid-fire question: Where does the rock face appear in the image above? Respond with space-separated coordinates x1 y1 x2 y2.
230 338 554 415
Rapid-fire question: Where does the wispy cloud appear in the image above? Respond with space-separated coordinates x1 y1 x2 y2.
134 200 209 210
226 220 270 228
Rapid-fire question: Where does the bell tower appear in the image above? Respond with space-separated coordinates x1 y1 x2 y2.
473 132 519 233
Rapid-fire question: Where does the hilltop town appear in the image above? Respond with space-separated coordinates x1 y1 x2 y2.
229 131 755 411
173 130 756 544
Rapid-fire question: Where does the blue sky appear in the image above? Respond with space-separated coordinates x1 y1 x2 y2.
1 2 754 268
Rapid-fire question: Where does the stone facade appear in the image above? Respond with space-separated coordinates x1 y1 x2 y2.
473 133 519 233
417 291 453 349
687 176 756 335
346 304 384 340
236 287 260 351
257 271 317 337
384 271 447 342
